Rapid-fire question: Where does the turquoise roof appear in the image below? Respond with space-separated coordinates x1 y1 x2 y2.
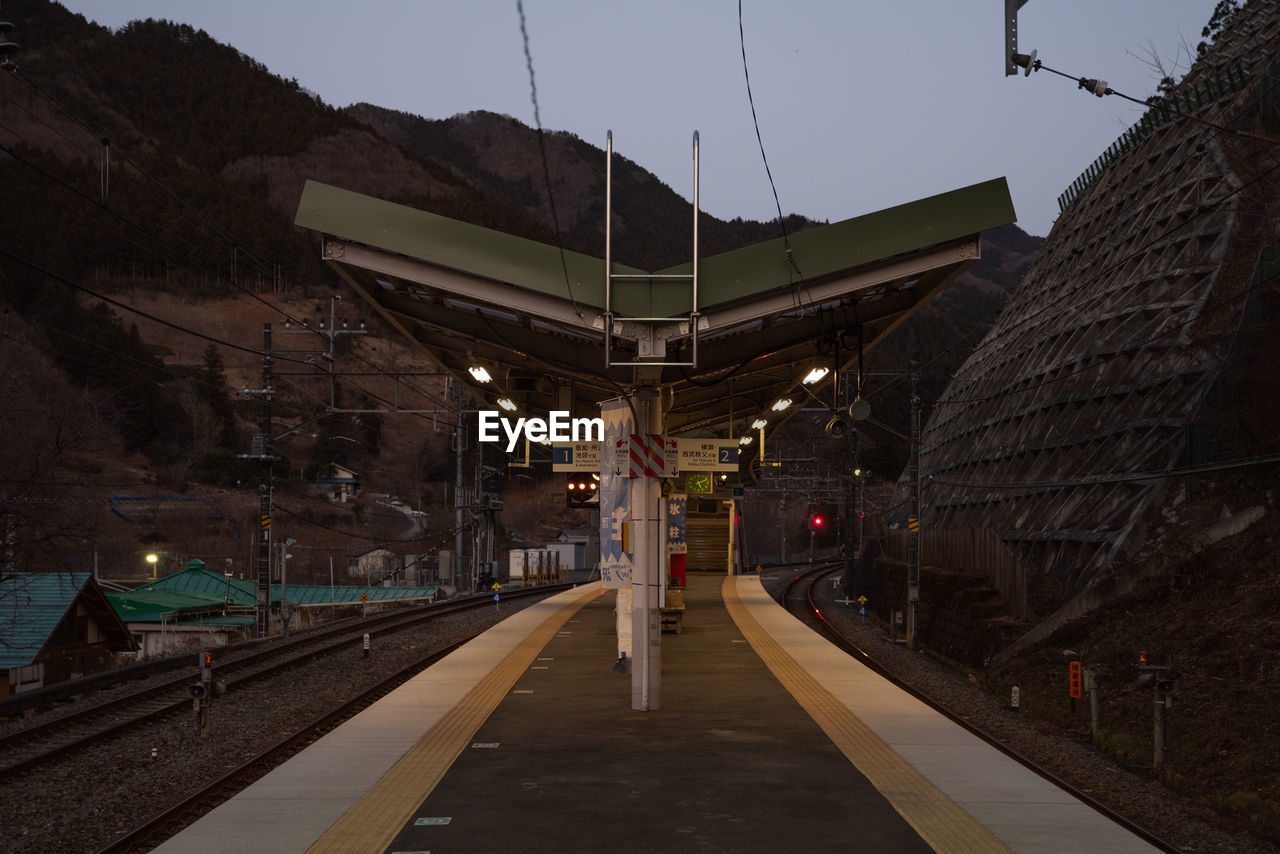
0 573 136 668
107 567 436 625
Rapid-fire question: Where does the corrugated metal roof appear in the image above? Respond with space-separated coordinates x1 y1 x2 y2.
295 177 1016 317
107 568 436 624
0 573 91 669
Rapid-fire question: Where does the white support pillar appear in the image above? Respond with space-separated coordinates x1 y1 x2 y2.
630 387 663 711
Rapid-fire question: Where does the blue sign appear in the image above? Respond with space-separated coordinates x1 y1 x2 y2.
552 445 572 466
666 494 687 555
718 446 739 466
858 606 867 616
493 593 501 603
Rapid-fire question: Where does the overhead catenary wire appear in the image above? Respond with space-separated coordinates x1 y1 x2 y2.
737 0 807 295
1018 54 1280 147
0 121 458 418
912 44 1280 506
515 0 584 322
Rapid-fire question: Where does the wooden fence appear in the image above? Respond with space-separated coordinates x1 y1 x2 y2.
883 528 1028 621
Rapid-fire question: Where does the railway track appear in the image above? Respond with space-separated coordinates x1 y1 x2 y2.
779 564 1182 854
0 584 569 781
92 635 470 854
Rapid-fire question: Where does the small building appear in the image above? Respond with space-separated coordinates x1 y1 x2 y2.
0 573 137 698
107 563 437 655
313 463 360 503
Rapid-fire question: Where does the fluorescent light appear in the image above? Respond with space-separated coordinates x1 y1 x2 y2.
770 398 793 412
496 397 517 411
751 418 768 430
802 366 830 385
739 435 754 445
469 366 492 383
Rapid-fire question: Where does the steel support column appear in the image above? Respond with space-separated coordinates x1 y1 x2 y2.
630 387 663 711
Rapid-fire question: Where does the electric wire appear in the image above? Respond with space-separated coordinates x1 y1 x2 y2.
0 247 316 366
1 123 458 419
930 449 1280 491
515 0 584 322
1024 56 1280 147
737 0 804 290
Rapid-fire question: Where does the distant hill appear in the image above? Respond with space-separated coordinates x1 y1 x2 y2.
0 0 1041 571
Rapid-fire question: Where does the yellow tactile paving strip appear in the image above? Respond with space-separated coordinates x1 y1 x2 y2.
722 576 1013 854
307 583 600 854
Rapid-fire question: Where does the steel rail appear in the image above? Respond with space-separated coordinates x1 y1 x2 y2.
92 635 474 854
1 584 569 779
781 565 1182 854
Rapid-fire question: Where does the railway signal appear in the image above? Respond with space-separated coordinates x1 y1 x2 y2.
188 650 226 736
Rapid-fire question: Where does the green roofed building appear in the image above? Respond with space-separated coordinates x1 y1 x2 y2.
107 565 436 656
0 572 136 698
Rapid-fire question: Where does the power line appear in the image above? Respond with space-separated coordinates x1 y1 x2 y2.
737 0 803 287
0 247 314 366
930 449 1280 492
515 0 584 321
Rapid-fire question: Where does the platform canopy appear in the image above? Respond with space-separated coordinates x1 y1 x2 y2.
295 177 1014 439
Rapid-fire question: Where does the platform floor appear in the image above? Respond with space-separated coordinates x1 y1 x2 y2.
155 574 1159 854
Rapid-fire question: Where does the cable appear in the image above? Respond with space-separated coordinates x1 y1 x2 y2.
272 499 474 545
931 449 1280 492
1022 56 1280 147
515 0 584 322
737 0 804 289
0 247 314 366
4 135 459 418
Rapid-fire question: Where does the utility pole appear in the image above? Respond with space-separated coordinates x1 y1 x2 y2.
238 323 277 639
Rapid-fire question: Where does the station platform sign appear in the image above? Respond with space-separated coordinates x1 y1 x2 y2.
552 442 601 472
676 439 739 472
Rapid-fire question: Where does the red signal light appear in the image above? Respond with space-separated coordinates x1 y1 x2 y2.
812 515 824 528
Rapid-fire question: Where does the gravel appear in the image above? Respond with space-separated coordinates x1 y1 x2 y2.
5 578 1275 854
0 597 546 854
759 566 1278 854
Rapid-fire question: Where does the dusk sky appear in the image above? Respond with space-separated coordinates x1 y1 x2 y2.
57 1 1222 237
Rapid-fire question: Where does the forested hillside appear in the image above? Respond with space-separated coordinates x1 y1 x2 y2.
0 0 1040 576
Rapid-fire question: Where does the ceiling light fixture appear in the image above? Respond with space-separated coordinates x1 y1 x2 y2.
802 366 830 385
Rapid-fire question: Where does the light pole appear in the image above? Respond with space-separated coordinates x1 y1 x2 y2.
276 538 296 638
146 552 158 580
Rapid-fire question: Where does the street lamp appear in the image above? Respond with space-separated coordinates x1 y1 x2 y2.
146 553 159 580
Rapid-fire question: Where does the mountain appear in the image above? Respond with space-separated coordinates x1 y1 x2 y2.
0 0 1039 576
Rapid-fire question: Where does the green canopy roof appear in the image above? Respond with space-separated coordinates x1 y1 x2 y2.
295 176 1016 436
107 567 436 625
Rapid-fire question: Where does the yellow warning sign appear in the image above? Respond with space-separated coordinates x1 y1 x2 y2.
260 514 271 529
908 517 919 532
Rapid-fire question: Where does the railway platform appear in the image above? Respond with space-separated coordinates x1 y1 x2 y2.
153 573 1159 853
